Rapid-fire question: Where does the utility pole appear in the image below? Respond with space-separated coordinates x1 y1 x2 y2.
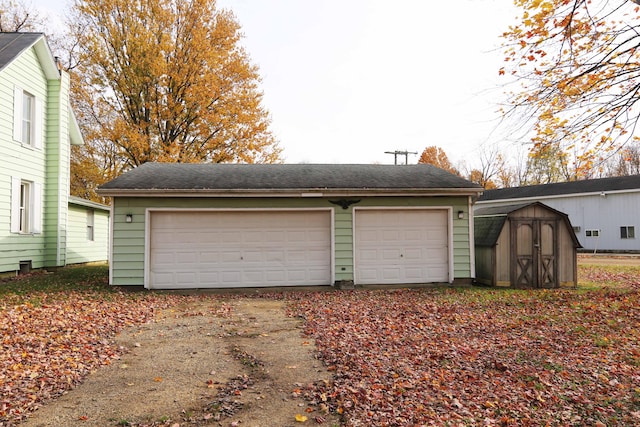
385 150 417 165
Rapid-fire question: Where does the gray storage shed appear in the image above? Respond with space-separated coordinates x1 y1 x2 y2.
474 202 581 288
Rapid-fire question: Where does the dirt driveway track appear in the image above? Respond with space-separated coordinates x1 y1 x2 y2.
20 298 340 427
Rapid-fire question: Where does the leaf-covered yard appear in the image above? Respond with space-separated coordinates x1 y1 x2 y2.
1 263 639 426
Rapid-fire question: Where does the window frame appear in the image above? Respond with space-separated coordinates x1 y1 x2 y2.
19 181 30 233
585 229 600 237
10 177 42 234
87 209 95 241
21 91 34 145
620 226 635 239
13 86 42 149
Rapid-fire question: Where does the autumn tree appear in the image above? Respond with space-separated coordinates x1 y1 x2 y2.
463 143 514 189
417 146 461 176
0 0 41 31
501 0 640 178
602 143 640 176
68 0 281 200
521 142 573 184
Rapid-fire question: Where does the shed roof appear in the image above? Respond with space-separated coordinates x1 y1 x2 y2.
474 202 581 248
474 216 507 247
474 203 533 217
479 174 640 202
97 162 484 196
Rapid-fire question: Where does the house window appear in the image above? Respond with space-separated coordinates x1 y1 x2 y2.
585 229 600 237
22 91 34 145
87 210 95 241
11 177 42 234
621 226 635 239
13 86 42 148
19 182 30 233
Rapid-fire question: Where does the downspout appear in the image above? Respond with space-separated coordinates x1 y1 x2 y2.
56 62 69 267
468 195 476 281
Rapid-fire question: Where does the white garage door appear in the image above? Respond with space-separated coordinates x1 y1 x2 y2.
148 210 331 289
355 209 449 285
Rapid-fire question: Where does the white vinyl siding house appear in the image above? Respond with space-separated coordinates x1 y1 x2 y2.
476 175 640 253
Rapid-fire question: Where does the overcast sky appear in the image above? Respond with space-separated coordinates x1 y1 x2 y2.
32 0 521 166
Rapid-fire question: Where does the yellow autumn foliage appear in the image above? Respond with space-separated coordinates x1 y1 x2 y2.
69 0 281 200
501 0 640 180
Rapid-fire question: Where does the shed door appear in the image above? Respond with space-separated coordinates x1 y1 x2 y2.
511 219 558 288
354 209 449 285
148 210 332 289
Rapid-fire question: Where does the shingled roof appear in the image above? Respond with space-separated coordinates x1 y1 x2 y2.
97 162 483 196
0 32 59 78
473 202 581 248
479 174 640 202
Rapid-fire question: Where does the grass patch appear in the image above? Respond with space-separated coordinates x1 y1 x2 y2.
578 263 640 290
0 264 113 304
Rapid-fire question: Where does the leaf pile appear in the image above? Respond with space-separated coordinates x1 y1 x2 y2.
0 269 185 425
290 287 640 426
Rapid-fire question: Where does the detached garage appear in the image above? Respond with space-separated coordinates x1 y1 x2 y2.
97 163 483 289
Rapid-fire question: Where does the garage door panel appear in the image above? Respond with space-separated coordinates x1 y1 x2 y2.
149 211 331 289
266 231 286 242
175 251 198 264
383 249 400 259
151 251 176 265
221 231 241 242
404 248 423 260
151 272 174 287
176 272 197 284
358 269 377 281
355 209 449 285
382 268 401 280
202 251 222 263
264 250 284 262
405 268 424 280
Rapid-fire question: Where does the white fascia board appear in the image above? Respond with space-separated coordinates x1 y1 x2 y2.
69 109 84 145
97 188 485 198
32 36 60 80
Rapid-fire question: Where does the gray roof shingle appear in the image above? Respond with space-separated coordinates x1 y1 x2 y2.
479 174 640 202
97 162 483 194
0 32 43 71
474 216 507 247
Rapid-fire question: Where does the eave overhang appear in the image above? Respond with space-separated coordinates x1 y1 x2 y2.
96 187 485 198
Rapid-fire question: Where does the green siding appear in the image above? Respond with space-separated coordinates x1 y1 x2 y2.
0 45 48 272
110 195 474 287
43 76 69 267
66 204 109 264
334 209 353 282
0 39 82 273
